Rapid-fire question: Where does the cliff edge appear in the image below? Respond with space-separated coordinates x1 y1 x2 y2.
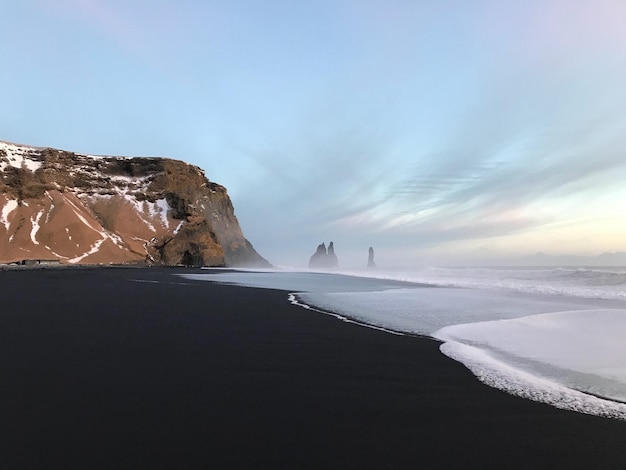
0 141 270 267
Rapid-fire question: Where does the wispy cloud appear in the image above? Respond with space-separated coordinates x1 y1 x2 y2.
7 0 626 265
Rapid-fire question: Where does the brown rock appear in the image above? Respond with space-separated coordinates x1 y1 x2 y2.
0 140 269 267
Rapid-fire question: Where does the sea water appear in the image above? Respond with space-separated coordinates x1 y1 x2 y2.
180 266 626 419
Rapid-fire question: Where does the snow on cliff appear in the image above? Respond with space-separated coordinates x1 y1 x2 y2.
0 140 269 266
0 141 42 172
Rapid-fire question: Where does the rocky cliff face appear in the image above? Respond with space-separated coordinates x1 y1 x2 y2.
0 141 270 267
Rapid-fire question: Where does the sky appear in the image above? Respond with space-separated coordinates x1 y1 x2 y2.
2 0 626 267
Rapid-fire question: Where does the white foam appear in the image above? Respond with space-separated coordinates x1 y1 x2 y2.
333 266 626 301
300 286 621 337
439 341 626 419
434 309 626 402
179 268 626 419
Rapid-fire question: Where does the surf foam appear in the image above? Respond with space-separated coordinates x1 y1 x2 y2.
180 268 626 419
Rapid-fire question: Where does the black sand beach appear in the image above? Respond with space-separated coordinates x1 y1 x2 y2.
1 267 625 469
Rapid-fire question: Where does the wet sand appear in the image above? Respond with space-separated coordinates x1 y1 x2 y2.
1 267 625 469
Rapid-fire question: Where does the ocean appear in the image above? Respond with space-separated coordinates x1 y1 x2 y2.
180 266 626 419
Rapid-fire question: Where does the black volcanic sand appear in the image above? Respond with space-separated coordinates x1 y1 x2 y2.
1 267 626 469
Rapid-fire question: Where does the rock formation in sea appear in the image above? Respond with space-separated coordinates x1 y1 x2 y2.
309 242 327 268
0 140 270 267
327 241 339 268
309 241 339 269
367 246 376 268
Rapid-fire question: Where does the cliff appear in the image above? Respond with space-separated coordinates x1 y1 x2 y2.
0 141 270 267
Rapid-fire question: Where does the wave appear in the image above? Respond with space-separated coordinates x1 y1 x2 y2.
330 266 626 301
439 341 626 420
183 268 626 419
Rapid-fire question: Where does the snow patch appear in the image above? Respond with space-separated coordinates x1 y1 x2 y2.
106 231 125 247
46 247 69 261
68 237 106 263
116 194 155 232
45 192 55 224
30 210 44 245
1 199 18 230
173 220 184 235
148 198 170 229
63 196 104 235
0 141 42 172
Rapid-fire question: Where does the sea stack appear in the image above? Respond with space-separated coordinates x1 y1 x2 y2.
309 243 328 268
308 241 339 269
367 246 376 268
327 241 339 268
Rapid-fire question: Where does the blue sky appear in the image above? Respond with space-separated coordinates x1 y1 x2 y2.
3 0 626 267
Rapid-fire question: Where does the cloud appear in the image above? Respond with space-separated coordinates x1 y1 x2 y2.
304 52 626 261
9 0 626 266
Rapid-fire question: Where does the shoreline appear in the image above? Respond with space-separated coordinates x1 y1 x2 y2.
2 267 626 468
289 291 626 418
